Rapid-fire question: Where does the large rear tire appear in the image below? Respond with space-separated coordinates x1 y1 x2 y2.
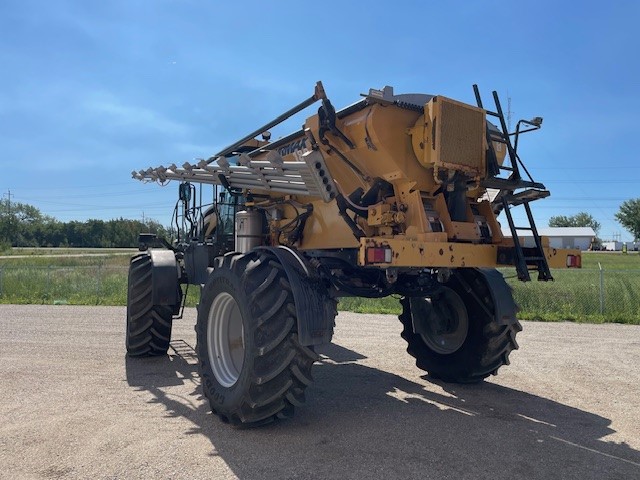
196 251 320 427
400 268 521 383
126 253 174 357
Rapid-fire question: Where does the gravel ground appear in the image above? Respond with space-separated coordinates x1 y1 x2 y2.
0 305 639 479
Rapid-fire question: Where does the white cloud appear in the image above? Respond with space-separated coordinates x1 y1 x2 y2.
239 76 306 97
83 91 190 136
173 142 223 157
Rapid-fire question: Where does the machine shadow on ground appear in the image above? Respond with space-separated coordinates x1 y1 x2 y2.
125 340 640 480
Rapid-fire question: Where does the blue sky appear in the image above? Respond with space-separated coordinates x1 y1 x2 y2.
1 0 638 240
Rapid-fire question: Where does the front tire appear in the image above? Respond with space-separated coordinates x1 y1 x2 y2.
400 268 521 383
196 252 317 427
126 253 174 357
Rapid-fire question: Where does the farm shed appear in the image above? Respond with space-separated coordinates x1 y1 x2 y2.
502 227 596 251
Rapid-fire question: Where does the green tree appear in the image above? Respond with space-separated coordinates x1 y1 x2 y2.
549 212 601 236
0 198 172 248
615 198 640 241
0 199 54 247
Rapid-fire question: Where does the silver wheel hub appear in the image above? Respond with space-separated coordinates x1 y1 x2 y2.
207 292 245 387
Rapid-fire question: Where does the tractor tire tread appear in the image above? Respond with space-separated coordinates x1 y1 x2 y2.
126 253 174 357
399 268 521 383
198 251 332 427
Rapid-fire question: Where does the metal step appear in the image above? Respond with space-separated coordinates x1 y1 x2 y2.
481 177 546 191
475 84 552 282
504 189 550 206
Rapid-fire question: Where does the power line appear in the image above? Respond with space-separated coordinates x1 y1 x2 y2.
3 189 11 213
7 182 135 192
3 189 13 246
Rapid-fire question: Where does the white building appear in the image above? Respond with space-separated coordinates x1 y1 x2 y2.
601 241 622 251
502 227 596 251
601 241 639 251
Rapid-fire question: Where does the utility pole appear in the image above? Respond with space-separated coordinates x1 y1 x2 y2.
3 189 11 214
3 189 13 247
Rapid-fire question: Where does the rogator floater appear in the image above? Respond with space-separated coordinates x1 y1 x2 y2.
128 82 581 426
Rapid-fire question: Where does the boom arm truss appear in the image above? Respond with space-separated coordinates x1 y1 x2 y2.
132 150 338 202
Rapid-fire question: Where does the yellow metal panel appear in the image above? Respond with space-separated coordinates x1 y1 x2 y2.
359 237 498 268
299 200 360 250
358 237 582 270
546 248 581 268
395 181 430 235
450 221 481 241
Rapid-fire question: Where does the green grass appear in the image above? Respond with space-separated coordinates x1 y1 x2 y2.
338 295 404 315
511 252 640 323
0 254 132 268
3 247 137 257
0 249 638 324
580 250 640 269
338 252 640 324
507 268 640 324
0 265 127 305
0 249 132 305
0 249 200 307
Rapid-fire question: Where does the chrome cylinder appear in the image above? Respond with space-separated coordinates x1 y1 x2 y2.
235 209 263 253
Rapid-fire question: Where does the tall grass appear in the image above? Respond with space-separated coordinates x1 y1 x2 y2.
340 253 640 324
0 250 638 324
3 247 137 257
507 269 640 323
0 265 127 305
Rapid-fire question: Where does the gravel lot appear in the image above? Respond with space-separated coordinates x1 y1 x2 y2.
1 305 639 479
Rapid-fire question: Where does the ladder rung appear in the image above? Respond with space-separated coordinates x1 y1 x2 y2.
477 84 552 283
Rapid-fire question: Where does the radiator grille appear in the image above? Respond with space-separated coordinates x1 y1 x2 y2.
434 97 486 175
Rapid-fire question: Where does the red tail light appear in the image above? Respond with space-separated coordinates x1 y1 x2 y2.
366 247 392 264
566 254 581 268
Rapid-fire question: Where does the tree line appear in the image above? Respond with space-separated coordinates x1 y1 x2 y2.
2 198 639 251
549 200 640 243
0 199 169 250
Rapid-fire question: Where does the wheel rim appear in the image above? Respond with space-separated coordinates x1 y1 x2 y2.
207 292 245 387
420 288 469 355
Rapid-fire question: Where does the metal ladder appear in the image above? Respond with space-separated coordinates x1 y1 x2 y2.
473 85 552 282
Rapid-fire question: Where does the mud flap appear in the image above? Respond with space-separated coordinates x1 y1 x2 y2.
149 249 180 306
255 246 334 347
457 268 519 326
409 296 434 338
